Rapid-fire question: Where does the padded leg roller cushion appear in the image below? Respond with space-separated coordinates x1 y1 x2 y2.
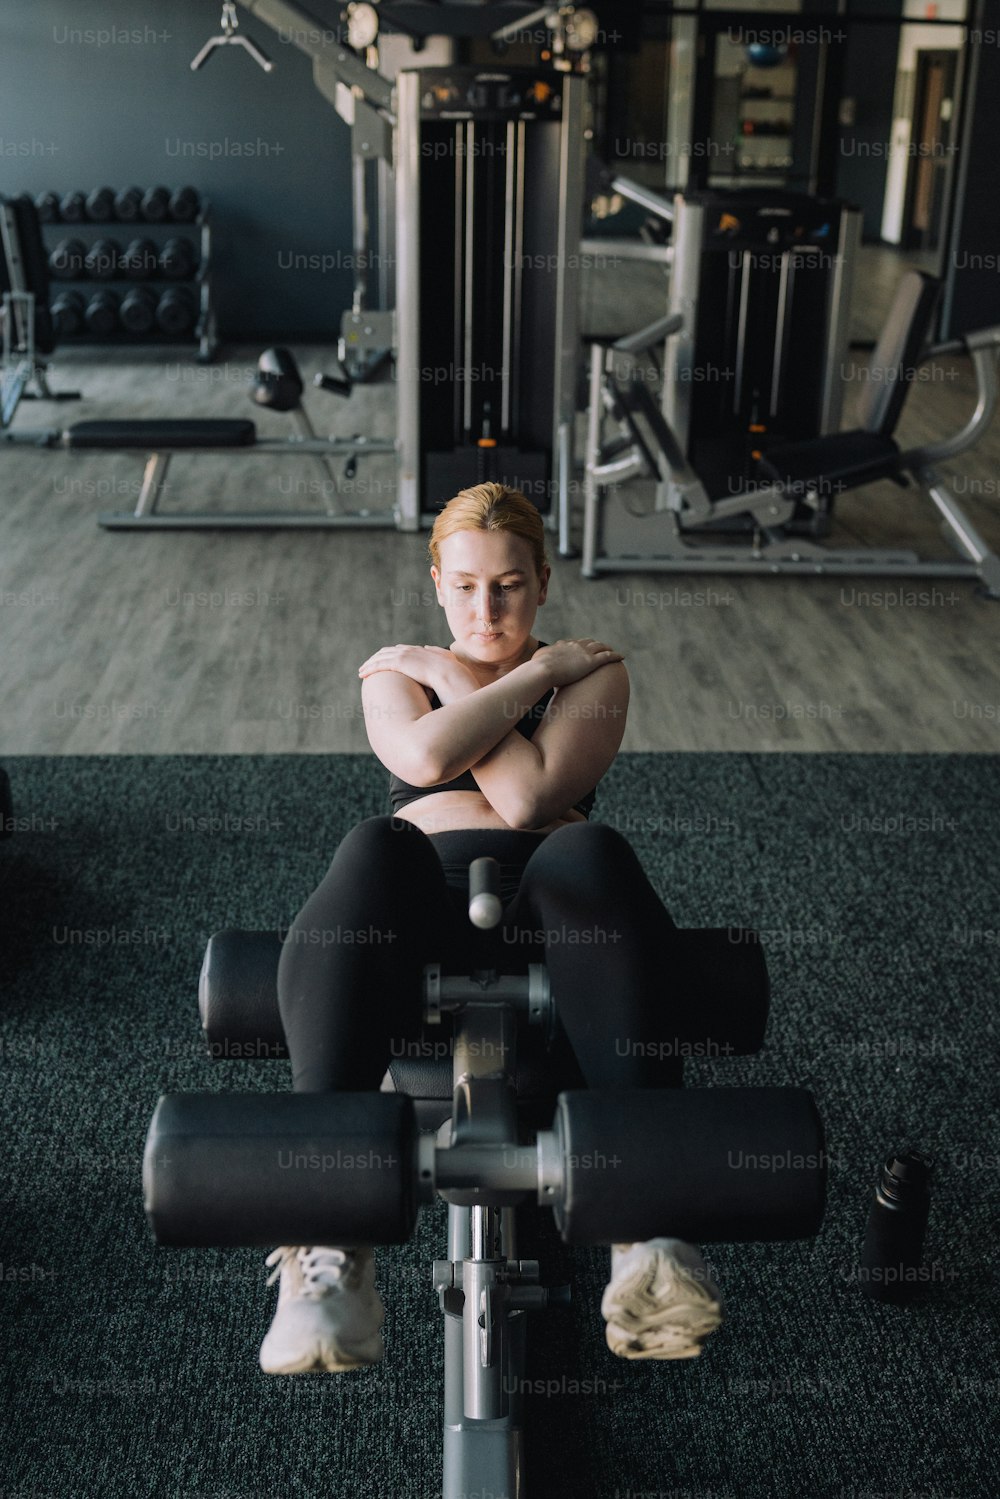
143 1092 419 1248
551 1087 826 1245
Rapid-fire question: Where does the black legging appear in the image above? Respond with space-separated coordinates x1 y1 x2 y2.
277 815 683 1094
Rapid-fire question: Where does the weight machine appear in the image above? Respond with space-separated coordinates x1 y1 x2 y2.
144 853 827 1499
579 186 1000 595
2 3 599 532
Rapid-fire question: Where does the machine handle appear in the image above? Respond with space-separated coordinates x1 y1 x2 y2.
468 856 503 929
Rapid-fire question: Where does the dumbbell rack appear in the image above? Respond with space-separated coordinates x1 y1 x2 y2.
40 202 217 363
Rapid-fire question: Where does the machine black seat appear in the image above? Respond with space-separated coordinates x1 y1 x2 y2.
758 429 901 495
67 419 257 449
197 924 770 1131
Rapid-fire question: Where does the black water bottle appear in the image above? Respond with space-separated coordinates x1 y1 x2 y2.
859 1148 933 1303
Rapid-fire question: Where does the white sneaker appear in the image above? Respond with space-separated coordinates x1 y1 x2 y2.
601 1238 723 1361
258 1246 385 1374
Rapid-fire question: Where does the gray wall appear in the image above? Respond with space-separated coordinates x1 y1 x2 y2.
0 0 357 339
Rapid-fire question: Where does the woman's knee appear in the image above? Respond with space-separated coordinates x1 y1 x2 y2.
525 820 640 884
326 813 435 879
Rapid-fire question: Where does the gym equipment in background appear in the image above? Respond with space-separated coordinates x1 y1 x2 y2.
2 195 390 526
580 272 1000 595
83 290 119 336
83 239 121 280
85 187 116 222
394 65 585 531
48 239 87 280
10 344 393 529
113 187 144 223
144 854 825 1499
50 291 85 338
664 189 860 522
32 189 215 359
0 194 79 431
118 288 157 335
8 6 600 532
179 1 602 536
190 1 273 73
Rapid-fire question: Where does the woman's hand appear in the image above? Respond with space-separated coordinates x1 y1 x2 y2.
357 643 480 702
532 638 625 690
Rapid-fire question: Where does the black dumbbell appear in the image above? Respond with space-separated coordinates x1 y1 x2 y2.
84 238 121 280
84 290 120 336
119 287 158 335
120 238 160 280
168 186 201 223
155 286 196 335
85 187 116 222
50 291 86 337
114 187 144 223
35 192 61 224
158 237 196 280
59 191 87 223
141 186 171 223
49 238 87 279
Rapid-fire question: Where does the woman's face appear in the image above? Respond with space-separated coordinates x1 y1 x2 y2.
431 528 550 669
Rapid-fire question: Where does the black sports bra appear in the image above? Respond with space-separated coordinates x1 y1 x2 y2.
387 641 598 820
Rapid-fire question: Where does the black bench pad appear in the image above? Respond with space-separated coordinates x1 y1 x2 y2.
67 419 257 450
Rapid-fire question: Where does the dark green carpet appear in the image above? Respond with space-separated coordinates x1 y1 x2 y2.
0 754 997 1499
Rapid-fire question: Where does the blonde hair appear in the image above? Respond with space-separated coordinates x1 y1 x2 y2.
427 482 549 580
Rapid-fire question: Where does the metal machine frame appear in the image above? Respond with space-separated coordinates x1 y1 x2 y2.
580 309 1000 595
144 853 826 1499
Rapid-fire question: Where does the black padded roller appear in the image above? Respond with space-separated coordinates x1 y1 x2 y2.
668 929 769 1056
198 929 287 1058
551 1087 827 1244
143 1091 419 1248
196 927 769 1062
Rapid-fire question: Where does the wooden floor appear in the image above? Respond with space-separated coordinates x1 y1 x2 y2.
3 245 1000 754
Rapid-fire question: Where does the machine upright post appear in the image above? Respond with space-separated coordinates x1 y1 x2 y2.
394 70 421 531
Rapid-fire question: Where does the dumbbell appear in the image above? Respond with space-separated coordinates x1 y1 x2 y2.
119 287 157 335
50 291 86 338
120 238 160 280
49 238 87 280
59 191 87 223
168 186 201 223
158 237 197 280
114 187 144 223
85 186 116 222
84 290 120 336
84 238 121 280
155 286 196 335
35 192 61 224
141 186 171 223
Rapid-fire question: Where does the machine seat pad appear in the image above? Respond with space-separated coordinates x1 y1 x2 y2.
758 429 900 494
67 419 257 450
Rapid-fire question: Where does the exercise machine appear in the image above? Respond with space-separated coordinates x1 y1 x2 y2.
0 194 78 431
144 854 827 1498
6 4 599 533
581 269 1000 595
664 189 861 514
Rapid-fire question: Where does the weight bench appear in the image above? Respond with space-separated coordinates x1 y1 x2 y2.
144 856 827 1499
581 269 1000 596
6 346 401 530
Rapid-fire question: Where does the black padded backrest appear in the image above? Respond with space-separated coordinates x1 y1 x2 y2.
0 194 54 355
857 270 941 437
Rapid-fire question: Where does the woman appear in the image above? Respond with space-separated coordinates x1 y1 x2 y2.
260 482 722 1376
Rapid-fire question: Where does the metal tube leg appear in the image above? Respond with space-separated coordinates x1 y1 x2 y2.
442 1203 525 1499
290 408 341 514
581 341 606 579
557 418 575 557
135 452 172 517
919 464 1000 596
